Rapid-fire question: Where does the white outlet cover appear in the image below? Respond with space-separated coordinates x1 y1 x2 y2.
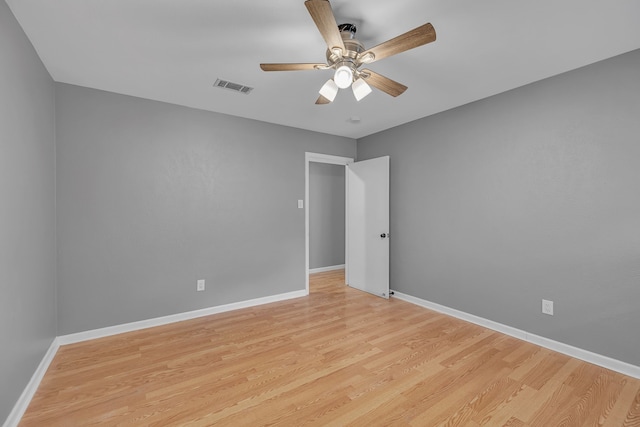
197 279 205 291
542 299 554 315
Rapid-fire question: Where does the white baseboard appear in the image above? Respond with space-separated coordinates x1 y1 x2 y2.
3 337 60 427
309 264 345 274
392 290 640 379
11 287 638 427
58 289 307 345
5 289 307 426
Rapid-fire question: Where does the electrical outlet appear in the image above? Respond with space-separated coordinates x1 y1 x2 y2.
542 299 554 315
197 279 205 292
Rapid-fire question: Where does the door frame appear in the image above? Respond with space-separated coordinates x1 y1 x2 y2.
305 152 354 294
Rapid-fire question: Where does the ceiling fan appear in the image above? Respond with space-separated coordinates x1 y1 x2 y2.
260 0 436 104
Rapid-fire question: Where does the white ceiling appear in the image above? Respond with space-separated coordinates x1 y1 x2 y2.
7 0 640 139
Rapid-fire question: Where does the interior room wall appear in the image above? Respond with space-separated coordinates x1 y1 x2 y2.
309 162 345 270
0 2 57 422
357 49 640 366
55 83 356 335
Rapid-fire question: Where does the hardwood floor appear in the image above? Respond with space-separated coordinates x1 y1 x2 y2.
20 270 640 426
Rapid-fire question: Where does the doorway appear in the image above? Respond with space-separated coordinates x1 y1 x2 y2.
304 153 354 294
309 162 346 273
305 153 390 298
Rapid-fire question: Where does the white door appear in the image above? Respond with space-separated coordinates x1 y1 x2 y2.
346 156 390 298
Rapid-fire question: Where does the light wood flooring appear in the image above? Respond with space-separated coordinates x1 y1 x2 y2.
20 270 640 426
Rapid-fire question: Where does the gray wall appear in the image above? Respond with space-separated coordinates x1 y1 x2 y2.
55 83 356 334
309 163 345 269
358 49 640 366
0 1 57 422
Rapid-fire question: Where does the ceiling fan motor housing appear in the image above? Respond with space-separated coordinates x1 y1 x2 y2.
326 23 364 67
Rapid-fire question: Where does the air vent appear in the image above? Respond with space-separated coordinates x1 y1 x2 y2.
214 78 253 95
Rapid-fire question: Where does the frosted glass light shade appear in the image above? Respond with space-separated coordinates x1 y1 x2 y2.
319 79 339 102
334 65 353 89
352 78 372 101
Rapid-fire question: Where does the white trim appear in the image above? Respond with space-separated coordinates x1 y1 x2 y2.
305 152 354 295
58 290 307 345
3 338 60 427
344 163 350 285
524 332 640 379
8 289 639 427
309 264 345 274
305 153 354 165
392 290 640 379
6 289 307 426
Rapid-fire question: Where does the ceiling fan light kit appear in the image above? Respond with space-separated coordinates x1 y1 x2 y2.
352 78 372 101
319 79 339 102
334 63 354 88
260 0 436 104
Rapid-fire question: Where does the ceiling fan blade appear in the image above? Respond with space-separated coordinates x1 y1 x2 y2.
359 23 436 64
315 95 332 105
304 0 346 55
260 63 327 71
360 69 407 97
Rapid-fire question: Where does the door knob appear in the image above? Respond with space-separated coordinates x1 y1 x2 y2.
380 233 387 238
